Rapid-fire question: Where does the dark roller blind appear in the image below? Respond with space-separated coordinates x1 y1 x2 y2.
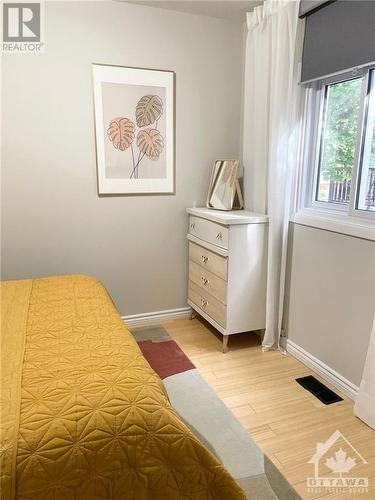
299 0 334 18
301 0 375 84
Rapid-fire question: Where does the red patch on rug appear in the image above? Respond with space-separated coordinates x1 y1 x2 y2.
138 340 195 379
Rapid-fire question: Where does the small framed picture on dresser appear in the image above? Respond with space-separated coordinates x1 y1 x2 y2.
92 63 175 195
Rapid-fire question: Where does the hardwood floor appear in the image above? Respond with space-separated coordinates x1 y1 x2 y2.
162 317 375 500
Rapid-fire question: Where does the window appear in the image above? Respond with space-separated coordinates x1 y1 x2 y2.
356 72 375 212
305 66 375 217
315 78 362 206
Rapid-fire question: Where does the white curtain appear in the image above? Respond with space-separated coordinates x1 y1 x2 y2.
243 0 303 350
354 316 375 429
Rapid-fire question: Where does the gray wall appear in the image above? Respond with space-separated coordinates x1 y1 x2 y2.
285 223 375 386
1 1 244 315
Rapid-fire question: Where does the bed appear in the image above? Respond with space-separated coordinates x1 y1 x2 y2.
0 275 245 499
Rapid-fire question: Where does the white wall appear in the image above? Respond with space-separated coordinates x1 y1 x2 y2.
285 223 375 386
1 1 245 315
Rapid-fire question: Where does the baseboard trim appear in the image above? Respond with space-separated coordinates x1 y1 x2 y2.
122 307 191 327
286 340 359 401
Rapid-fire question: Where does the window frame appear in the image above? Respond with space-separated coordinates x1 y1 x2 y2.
351 69 375 217
302 66 375 221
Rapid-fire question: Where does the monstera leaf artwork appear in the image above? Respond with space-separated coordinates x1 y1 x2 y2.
107 117 135 151
93 63 174 194
135 95 163 127
137 129 164 161
107 94 165 178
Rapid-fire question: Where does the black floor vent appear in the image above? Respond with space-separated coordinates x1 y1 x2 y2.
296 375 343 405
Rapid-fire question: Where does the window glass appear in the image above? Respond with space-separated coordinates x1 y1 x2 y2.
316 78 363 205
356 72 375 212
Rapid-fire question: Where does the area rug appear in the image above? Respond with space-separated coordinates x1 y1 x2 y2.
130 325 301 500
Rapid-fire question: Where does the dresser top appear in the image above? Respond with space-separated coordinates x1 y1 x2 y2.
186 207 268 225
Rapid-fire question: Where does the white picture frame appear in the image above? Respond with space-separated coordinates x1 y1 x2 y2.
92 63 175 195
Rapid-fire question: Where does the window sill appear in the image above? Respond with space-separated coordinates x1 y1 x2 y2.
290 209 375 241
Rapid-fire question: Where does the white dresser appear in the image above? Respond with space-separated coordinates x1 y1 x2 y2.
187 207 268 352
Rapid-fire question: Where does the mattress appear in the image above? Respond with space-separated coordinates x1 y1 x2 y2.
0 275 245 499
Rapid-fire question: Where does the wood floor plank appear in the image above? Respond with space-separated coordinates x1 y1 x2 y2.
230 404 256 418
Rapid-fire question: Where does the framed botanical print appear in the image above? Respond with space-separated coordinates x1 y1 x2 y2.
92 64 175 195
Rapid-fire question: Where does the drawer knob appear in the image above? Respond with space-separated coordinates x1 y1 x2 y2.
216 232 223 241
201 277 209 286
201 255 209 264
201 298 208 308
190 222 195 230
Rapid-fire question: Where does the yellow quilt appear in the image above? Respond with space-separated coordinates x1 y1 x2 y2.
1 275 245 500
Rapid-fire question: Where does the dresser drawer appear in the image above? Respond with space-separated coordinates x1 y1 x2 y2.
189 242 228 281
189 216 229 249
189 260 227 304
188 281 227 328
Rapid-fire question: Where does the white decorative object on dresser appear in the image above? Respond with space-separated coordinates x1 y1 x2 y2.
187 207 268 352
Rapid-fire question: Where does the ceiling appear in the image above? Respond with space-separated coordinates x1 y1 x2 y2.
124 1 263 21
